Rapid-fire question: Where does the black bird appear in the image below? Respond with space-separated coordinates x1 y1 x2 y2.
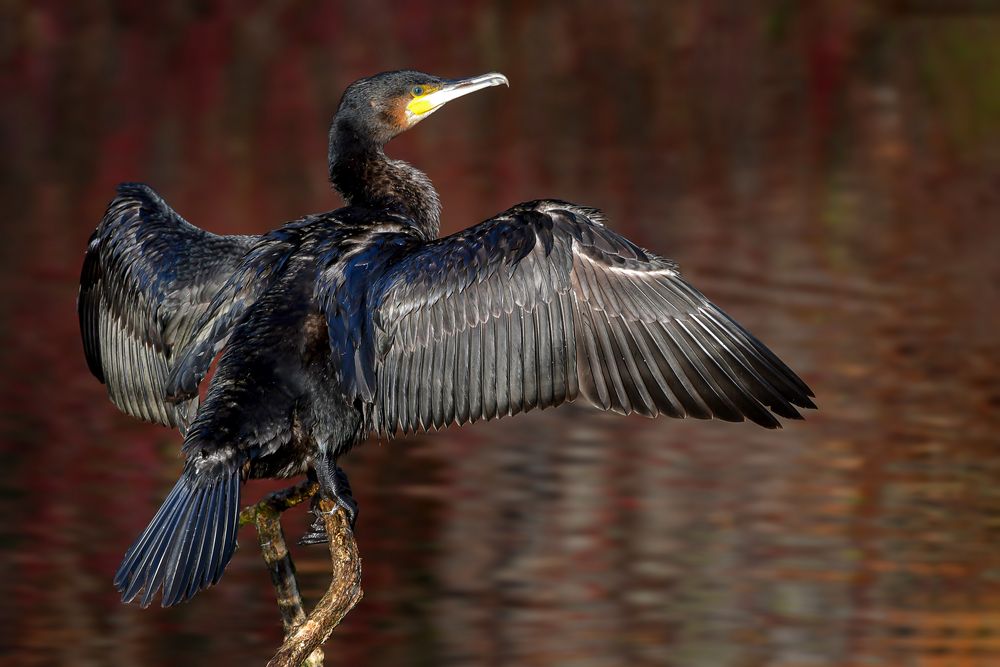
79 70 815 608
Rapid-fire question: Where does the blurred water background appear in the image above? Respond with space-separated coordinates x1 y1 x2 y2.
1 2 999 666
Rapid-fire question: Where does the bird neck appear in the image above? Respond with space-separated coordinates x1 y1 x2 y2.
328 123 441 239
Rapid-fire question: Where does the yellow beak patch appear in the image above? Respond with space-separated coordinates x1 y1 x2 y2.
406 95 436 117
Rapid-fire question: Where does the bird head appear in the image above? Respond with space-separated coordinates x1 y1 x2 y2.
333 70 509 146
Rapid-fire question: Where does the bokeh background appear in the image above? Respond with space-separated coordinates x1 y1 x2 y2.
2 1 999 666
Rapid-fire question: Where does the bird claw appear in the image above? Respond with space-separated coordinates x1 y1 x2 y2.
299 459 358 545
333 494 359 529
298 499 358 545
298 510 329 546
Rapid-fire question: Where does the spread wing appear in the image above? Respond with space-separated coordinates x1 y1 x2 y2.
78 183 254 430
367 200 815 435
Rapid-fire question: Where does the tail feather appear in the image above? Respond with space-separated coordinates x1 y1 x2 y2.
206 470 240 589
115 466 240 607
198 483 224 593
116 481 191 603
162 485 209 606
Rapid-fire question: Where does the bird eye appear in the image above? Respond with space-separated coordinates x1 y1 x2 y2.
411 86 424 97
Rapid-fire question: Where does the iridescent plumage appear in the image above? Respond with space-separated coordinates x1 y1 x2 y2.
79 70 815 608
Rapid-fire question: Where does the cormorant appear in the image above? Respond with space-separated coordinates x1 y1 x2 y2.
79 70 815 608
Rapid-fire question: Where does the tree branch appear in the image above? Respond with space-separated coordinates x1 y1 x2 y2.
239 482 363 667
266 499 363 667
239 480 320 635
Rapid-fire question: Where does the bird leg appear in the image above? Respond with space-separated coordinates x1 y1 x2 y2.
300 457 358 545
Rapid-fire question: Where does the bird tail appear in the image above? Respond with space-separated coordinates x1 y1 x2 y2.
114 463 241 607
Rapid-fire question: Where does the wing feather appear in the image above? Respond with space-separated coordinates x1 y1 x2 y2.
494 307 511 417
78 183 253 430
361 200 814 434
442 329 458 425
467 322 483 426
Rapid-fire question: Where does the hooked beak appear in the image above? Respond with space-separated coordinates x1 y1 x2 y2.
405 72 509 124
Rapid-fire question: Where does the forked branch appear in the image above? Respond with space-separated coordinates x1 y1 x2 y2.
239 482 363 667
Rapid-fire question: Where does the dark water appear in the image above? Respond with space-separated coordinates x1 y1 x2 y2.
2 3 999 666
